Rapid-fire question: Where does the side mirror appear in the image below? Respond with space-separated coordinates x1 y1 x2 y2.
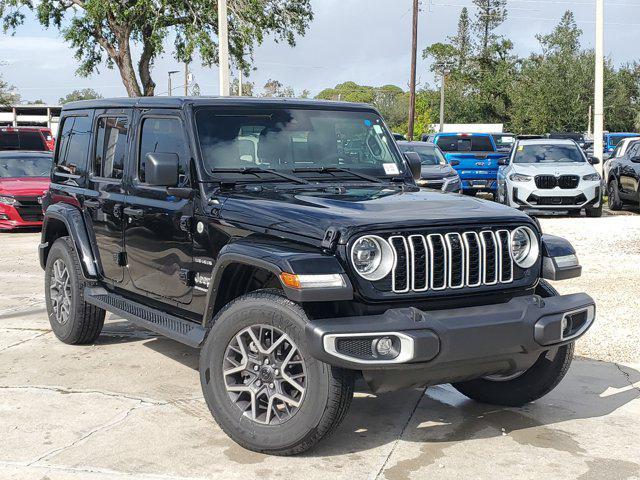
404 152 422 180
145 152 179 187
449 159 460 167
498 157 509 166
588 156 600 165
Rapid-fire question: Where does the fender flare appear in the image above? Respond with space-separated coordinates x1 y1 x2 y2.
40 203 98 279
202 240 353 325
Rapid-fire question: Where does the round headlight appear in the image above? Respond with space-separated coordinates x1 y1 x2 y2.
350 235 395 281
510 226 539 268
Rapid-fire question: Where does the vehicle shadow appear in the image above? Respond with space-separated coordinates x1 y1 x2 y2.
97 318 640 462
311 359 640 459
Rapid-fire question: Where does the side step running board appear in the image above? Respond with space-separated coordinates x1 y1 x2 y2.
84 287 205 348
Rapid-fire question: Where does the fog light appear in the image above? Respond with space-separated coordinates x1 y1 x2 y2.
373 336 400 359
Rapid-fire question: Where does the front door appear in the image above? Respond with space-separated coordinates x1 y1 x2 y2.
123 111 193 305
85 111 131 283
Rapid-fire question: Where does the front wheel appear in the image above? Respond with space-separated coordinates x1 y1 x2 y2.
608 179 623 210
199 290 354 455
451 279 574 406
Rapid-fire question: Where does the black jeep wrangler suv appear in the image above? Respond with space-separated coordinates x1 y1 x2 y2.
40 97 594 455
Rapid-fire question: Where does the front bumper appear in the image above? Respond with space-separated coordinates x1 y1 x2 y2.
306 292 595 391
0 203 43 230
508 180 601 211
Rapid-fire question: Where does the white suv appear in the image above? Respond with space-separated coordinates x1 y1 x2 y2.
497 139 603 217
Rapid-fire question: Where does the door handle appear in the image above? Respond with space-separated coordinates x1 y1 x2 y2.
123 207 144 218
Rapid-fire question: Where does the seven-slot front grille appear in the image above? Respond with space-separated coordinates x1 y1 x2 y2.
535 175 580 189
387 230 514 294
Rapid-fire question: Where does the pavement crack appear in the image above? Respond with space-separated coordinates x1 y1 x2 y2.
28 402 145 466
615 363 640 397
0 385 165 405
0 331 50 352
374 386 427 480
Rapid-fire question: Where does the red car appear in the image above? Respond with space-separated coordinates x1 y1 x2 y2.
0 126 51 152
39 127 56 151
0 151 52 230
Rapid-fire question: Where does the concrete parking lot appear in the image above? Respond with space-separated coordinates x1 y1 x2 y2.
1 214 639 480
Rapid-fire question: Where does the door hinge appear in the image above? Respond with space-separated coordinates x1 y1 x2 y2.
179 268 195 286
113 252 127 266
179 215 193 233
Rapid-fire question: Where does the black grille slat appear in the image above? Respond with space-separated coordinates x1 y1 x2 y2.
535 175 556 189
446 233 464 288
535 175 580 190
428 235 447 290
558 175 579 189
409 235 428 291
481 231 498 285
496 230 513 282
390 237 409 293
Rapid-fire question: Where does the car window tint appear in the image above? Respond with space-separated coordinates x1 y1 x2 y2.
57 116 92 175
95 117 128 179
138 117 188 185
437 136 493 152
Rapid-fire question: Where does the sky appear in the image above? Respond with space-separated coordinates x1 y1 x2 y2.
0 0 639 104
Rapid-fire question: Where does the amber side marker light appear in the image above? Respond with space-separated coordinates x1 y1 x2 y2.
279 272 346 290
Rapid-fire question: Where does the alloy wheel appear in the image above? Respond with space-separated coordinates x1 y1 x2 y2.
223 324 307 425
49 259 72 325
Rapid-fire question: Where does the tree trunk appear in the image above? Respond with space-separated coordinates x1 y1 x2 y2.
139 34 156 96
112 27 142 97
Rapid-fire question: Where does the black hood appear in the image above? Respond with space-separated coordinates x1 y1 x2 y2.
218 185 533 243
420 164 457 179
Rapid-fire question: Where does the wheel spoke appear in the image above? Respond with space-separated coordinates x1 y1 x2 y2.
222 324 306 426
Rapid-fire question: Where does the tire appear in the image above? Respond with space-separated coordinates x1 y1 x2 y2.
199 290 354 455
44 237 105 344
608 179 623 210
585 203 603 217
451 280 574 407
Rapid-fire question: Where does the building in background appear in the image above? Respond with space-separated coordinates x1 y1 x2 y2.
0 105 62 136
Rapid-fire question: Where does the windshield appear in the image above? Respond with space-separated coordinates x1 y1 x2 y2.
398 144 446 165
514 144 585 164
608 134 638 146
195 108 406 180
0 154 52 178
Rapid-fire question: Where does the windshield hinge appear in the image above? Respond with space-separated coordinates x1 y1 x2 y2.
321 227 340 250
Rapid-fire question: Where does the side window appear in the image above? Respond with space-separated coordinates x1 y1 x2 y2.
138 117 189 185
54 117 73 172
94 117 128 179
629 143 640 158
57 116 92 175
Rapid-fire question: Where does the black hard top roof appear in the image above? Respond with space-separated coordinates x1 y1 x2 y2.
62 96 377 113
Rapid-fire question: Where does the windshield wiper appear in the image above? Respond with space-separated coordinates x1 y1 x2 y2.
211 167 309 185
292 166 383 184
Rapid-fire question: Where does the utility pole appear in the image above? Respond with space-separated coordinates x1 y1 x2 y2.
587 104 592 138
218 0 230 96
184 63 189 96
407 0 419 141
439 69 446 133
168 70 179 96
593 0 604 175
238 67 243 96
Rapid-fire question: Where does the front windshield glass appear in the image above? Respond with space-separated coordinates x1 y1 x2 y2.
0 154 52 178
195 108 406 179
609 134 638 146
513 144 585 164
398 144 445 165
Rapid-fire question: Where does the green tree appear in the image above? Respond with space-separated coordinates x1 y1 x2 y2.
449 7 472 68
231 77 255 96
58 88 103 104
0 75 19 105
0 0 313 97
261 78 295 98
473 0 508 55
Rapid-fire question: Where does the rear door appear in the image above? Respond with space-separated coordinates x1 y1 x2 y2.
620 143 640 198
123 110 193 305
85 110 131 283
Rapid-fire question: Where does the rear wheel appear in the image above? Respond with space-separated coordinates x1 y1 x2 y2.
451 280 574 407
608 179 623 210
44 237 105 344
199 290 354 455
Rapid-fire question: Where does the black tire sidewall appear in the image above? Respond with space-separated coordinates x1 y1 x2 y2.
44 238 83 342
199 293 332 453
608 179 623 210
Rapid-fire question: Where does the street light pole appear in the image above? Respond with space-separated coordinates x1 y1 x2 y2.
218 0 230 96
168 70 179 96
593 0 604 175
407 0 419 141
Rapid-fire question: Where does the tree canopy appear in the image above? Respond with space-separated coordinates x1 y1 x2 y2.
0 0 313 97
59 88 103 104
